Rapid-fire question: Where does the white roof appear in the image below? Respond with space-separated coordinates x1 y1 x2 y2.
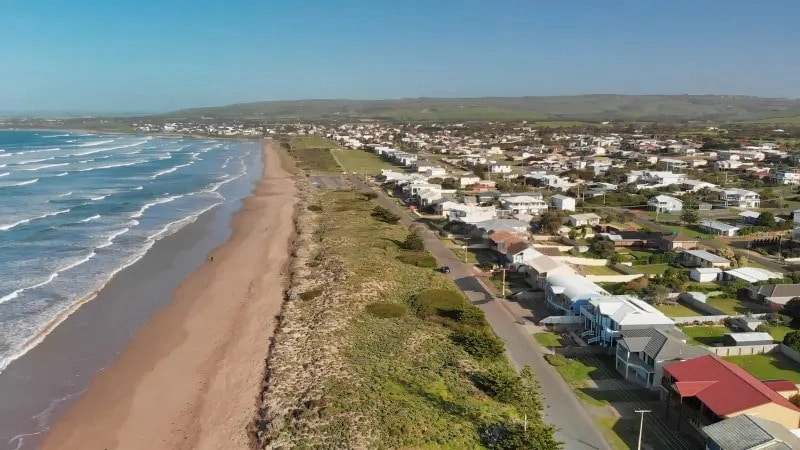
692 267 722 274
589 295 674 326
684 249 730 264
569 213 601 221
724 267 783 283
700 220 739 232
651 195 683 203
728 332 774 343
547 273 607 302
739 210 761 219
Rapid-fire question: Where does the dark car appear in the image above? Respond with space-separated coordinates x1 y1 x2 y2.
437 266 451 274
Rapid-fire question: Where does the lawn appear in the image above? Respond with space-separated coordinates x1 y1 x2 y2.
545 354 607 406
286 137 341 173
763 324 797 342
660 224 714 239
632 263 669 275
705 297 771 315
596 417 638 450
291 135 339 149
679 325 730 346
581 265 624 276
725 353 800 383
331 149 395 174
654 302 704 318
534 332 563 348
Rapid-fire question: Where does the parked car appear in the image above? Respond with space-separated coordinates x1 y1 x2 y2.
437 266 451 274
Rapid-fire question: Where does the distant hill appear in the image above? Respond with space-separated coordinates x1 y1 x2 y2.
165 95 800 123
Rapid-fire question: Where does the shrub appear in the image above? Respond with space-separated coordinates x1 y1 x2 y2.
365 302 406 318
413 289 467 318
456 306 488 326
783 330 800 351
544 354 569 367
790 393 800 408
371 206 400 224
361 191 378 200
396 252 437 268
477 261 495 271
482 421 561 450
473 366 523 403
452 327 505 359
755 323 770 333
400 230 425 251
299 287 324 301
308 204 323 212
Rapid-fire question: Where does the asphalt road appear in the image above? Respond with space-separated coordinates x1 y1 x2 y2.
349 175 611 450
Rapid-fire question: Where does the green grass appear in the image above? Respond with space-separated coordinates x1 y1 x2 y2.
746 115 800 124
595 417 636 450
679 325 730 346
654 302 705 318
332 149 395 174
725 353 800 383
660 224 714 239
287 137 341 173
705 297 771 315
762 324 797 342
545 355 607 406
632 264 669 275
262 188 557 448
533 332 563 348
581 265 623 276
292 135 339 149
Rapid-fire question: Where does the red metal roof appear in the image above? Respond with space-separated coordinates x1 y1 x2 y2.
664 355 800 417
763 380 799 393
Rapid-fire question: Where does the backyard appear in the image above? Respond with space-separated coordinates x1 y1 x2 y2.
725 353 800 383
631 263 669 275
580 265 626 276
705 296 770 315
654 302 704 318
679 325 730 346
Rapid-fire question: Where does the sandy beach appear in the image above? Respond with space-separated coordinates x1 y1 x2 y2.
40 141 297 450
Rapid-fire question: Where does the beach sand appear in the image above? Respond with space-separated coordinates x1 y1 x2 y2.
40 141 297 450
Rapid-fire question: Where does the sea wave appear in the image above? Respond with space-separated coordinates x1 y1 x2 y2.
42 134 70 138
0 250 96 305
130 194 185 219
75 139 115 148
71 139 150 157
77 160 147 172
0 179 39 188
23 162 71 171
0 172 9 178
0 209 71 232
54 172 69 177
78 214 101 223
151 162 193 179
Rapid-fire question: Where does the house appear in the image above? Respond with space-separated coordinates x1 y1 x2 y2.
503 241 539 266
662 355 800 432
545 273 609 315
550 194 576 212
702 414 800 450
648 195 684 213
681 179 718 192
658 234 699 252
615 328 709 389
721 267 783 284
721 189 761 209
488 164 512 174
690 267 722 282
579 295 675 347
700 220 740 237
793 210 800 224
599 231 661 248
641 171 687 186
746 284 800 309
566 213 601 227
489 230 526 254
722 332 774 347
520 255 574 290
776 171 800 185
738 210 762 225
679 250 731 269
500 194 548 215
698 202 713 211
459 176 481 188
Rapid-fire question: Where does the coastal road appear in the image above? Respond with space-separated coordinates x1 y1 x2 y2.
348 175 611 450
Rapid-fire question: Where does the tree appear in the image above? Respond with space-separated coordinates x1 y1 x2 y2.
783 331 800 352
781 298 800 324
401 230 425 251
371 206 400 224
714 246 736 261
538 211 564 235
680 208 700 225
756 211 777 228
790 393 800 408
589 237 616 259
644 284 670 305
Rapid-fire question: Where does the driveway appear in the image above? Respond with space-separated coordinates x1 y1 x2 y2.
349 175 612 450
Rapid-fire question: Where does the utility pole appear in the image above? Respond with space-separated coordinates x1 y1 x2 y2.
635 409 651 450
463 237 470 263
501 267 507 297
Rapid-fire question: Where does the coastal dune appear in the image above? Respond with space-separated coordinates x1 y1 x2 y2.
41 141 298 450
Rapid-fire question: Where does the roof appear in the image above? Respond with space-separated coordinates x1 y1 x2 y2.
533 246 561 257
762 380 798 393
739 210 762 219
505 241 531 256
702 415 800 450
725 267 783 283
664 355 800 417
749 284 800 300
726 332 775 343
619 328 708 361
550 194 572 201
547 273 607 302
525 254 568 274
568 213 601 221
650 195 683 203
692 267 722 274
489 230 517 244
589 295 674 327
700 220 739 232
683 249 730 264
661 233 697 243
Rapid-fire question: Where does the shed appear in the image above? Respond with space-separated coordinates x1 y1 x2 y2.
722 332 775 347
690 267 722 282
698 202 712 211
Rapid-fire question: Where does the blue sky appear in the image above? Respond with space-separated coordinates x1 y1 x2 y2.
1 0 799 112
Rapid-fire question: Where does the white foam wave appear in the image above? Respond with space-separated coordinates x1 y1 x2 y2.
17 147 62 155
77 160 145 172
151 161 193 179
90 194 109 201
71 139 150 157
75 139 115 148
59 191 72 197
0 209 71 232
0 178 39 188
17 157 55 165
0 172 9 178
130 194 184 219
23 162 70 171
43 134 70 138
96 227 131 249
147 201 220 242
78 214 101 223
54 172 69 177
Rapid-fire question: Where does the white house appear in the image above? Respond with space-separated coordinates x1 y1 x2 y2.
793 210 800 224
550 194 576 212
690 267 722 282
776 171 800 185
721 189 760 208
699 220 740 237
459 176 481 188
500 194 548 215
641 171 686 186
488 164 513 174
566 213 601 227
647 195 683 213
580 295 675 347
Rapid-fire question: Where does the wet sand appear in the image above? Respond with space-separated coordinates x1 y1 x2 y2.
39 141 297 450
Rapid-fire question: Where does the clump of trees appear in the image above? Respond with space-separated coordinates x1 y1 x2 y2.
401 229 425 251
538 210 565 235
588 236 615 259
371 205 400 224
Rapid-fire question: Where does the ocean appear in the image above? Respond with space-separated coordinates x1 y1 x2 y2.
0 130 259 373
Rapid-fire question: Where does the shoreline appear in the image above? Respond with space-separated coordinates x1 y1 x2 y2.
35 140 298 450
0 126 263 141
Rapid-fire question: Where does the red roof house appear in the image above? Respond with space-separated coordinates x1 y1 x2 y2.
662 355 800 431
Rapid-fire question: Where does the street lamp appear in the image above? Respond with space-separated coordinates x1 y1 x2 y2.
635 409 651 450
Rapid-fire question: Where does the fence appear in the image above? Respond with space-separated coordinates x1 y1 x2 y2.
672 315 729 325
534 245 573 252
707 344 779 357
586 274 645 283
779 344 800 365
679 294 728 316
555 256 608 266
613 263 641 275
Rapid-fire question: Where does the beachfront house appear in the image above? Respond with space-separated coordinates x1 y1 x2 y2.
500 194 548 215
721 189 761 209
550 194 576 211
566 213 601 228
648 195 683 213
678 249 731 269
699 220 740 237
545 273 608 316
579 295 674 347
615 328 709 390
